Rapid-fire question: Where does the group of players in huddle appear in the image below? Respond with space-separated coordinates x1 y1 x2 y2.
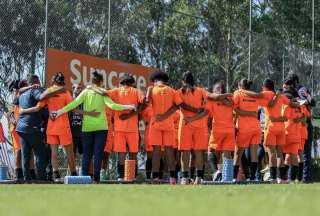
8 69 312 184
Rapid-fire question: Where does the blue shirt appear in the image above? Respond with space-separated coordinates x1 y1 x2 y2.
16 87 45 133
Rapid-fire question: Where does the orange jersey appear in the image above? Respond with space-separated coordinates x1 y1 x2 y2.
177 87 207 128
107 86 142 132
284 105 303 139
39 90 73 135
207 97 234 132
261 91 290 132
300 105 310 140
149 84 182 130
233 90 263 132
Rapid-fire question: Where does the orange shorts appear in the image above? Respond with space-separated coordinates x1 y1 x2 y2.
144 126 153 152
178 124 208 151
299 139 306 151
149 126 174 147
236 130 261 148
11 130 21 151
113 132 139 153
104 130 113 153
47 133 72 145
264 129 286 146
283 136 300 154
209 130 235 152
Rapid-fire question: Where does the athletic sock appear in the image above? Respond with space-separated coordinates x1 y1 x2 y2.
117 164 124 179
152 172 159 179
175 163 181 179
270 167 277 180
30 169 36 180
53 171 60 179
279 167 287 180
290 165 298 181
233 165 240 179
250 162 258 180
284 165 289 180
190 167 195 179
146 158 152 179
298 162 304 181
196 170 204 178
159 159 164 179
15 168 23 180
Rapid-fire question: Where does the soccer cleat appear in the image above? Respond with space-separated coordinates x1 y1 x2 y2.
180 177 189 185
169 177 177 185
213 170 222 182
194 177 203 185
117 178 124 181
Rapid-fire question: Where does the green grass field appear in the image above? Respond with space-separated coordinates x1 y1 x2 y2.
1 184 320 216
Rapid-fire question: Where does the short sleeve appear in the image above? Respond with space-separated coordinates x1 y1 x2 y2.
32 88 44 101
201 88 208 100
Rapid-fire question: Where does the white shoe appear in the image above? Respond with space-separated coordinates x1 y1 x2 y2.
212 170 222 182
117 178 124 181
180 177 189 185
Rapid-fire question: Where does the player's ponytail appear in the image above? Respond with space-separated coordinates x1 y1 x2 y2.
182 71 195 94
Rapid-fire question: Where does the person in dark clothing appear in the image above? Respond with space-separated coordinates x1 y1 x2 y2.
15 75 47 181
69 84 84 155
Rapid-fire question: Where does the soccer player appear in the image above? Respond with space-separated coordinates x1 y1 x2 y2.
233 79 263 181
51 71 135 183
207 81 234 181
283 91 304 182
20 73 77 181
145 70 183 184
69 84 84 157
177 72 208 185
103 74 143 181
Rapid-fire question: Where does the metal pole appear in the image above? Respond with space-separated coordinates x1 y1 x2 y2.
311 0 314 95
160 0 165 70
107 0 111 59
248 0 252 80
282 52 285 83
43 0 48 85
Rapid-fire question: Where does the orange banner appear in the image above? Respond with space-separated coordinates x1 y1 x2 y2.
46 48 155 90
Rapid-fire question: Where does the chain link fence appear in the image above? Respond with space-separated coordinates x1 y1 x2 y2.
1 0 320 178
